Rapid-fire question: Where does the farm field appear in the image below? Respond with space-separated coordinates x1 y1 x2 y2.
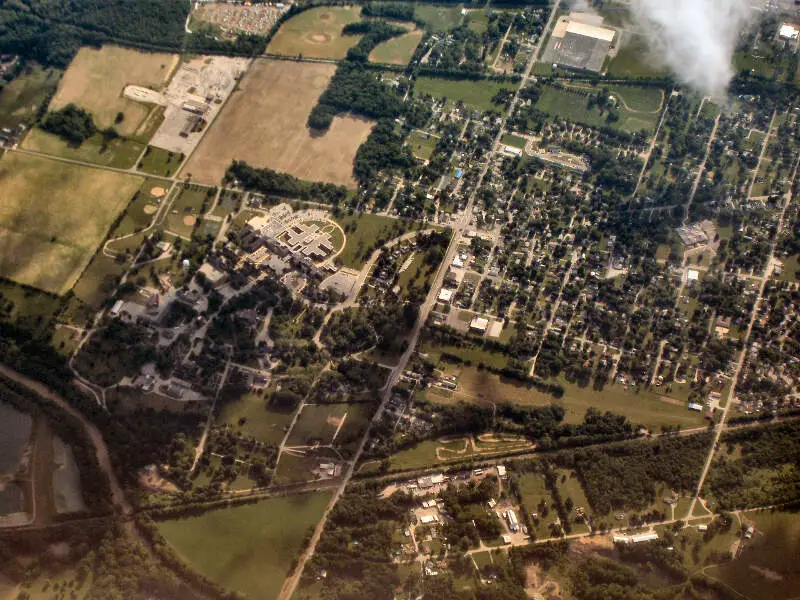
217 392 294 446
156 492 332 600
0 65 61 130
415 76 516 111
50 45 178 138
535 84 659 133
22 128 145 169
0 153 142 294
267 6 363 59
184 59 372 187
423 365 705 432
369 27 424 65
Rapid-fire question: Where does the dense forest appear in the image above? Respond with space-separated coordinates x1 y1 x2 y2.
554 432 712 515
225 160 350 205
0 0 188 66
308 61 405 130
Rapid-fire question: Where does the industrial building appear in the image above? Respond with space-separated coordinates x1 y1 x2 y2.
542 14 617 72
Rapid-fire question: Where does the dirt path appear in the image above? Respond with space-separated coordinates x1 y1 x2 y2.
0 363 131 516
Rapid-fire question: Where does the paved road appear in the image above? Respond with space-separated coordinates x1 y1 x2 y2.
276 3 563 598
687 153 800 517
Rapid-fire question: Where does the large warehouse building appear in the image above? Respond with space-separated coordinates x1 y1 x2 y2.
542 15 617 73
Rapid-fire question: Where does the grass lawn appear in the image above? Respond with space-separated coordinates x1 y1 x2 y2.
414 4 464 32
415 76 515 112
137 145 182 177
156 492 331 600
370 28 424 65
501 133 527 149
420 362 705 432
606 36 671 79
22 128 145 169
408 130 439 161
71 252 128 308
267 6 363 59
0 65 61 130
554 469 592 517
516 473 556 539
217 392 295 446
536 84 658 134
421 342 509 371
165 185 209 238
465 9 489 34
778 254 800 282
0 152 142 294
286 404 348 446
334 212 411 269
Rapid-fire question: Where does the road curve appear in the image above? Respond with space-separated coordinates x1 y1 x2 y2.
0 363 132 516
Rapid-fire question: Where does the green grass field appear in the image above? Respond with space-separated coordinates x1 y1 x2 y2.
606 36 671 79
22 128 145 169
0 65 61 130
369 28 424 65
137 145 182 177
334 212 409 269
501 133 527 149
415 76 515 112
408 130 439 160
108 178 166 240
706 508 800 598
287 404 347 446
217 392 294 446
267 6 363 59
465 9 489 34
156 493 331 600
516 472 556 539
535 85 658 134
414 4 464 32
0 152 142 294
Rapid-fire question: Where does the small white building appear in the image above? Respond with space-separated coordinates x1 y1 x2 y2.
438 288 454 303
496 465 507 478
688 402 704 412
470 316 489 334
779 23 799 40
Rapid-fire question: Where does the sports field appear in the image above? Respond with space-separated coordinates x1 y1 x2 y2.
0 153 142 294
50 45 178 137
156 492 332 600
267 6 363 59
286 404 348 446
185 59 373 187
369 27 424 65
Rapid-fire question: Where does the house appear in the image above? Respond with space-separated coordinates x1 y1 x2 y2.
496 465 507 478
438 288 454 303
688 402 704 412
110 299 125 317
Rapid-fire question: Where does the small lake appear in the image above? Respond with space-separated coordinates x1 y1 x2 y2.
0 401 32 476
53 435 86 514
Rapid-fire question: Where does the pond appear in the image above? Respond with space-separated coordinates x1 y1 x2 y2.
53 435 86 514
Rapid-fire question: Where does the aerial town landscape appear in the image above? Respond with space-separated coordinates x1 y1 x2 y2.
0 0 799 599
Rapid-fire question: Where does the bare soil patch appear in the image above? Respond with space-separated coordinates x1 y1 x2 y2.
150 186 166 197
51 45 178 138
143 205 158 215
184 59 373 187
183 215 197 226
